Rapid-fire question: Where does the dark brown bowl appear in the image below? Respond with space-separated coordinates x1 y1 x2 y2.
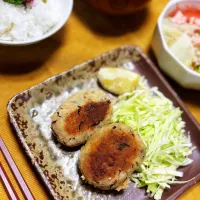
85 0 152 15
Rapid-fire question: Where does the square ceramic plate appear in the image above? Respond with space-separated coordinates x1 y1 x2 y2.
7 46 200 200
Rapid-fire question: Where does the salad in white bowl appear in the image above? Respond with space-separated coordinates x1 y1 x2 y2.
152 0 200 90
163 6 200 74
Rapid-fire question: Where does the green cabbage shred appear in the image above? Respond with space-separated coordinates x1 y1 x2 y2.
112 78 194 200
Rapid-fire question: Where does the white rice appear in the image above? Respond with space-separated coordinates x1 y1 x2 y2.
0 0 61 41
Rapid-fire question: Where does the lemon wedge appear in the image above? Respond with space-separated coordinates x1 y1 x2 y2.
98 67 140 95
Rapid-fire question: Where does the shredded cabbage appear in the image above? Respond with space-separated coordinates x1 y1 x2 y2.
112 78 194 200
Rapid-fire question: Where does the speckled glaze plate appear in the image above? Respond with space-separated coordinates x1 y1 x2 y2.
7 46 200 200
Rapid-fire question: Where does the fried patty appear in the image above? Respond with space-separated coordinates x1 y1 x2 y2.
79 123 145 191
51 90 112 147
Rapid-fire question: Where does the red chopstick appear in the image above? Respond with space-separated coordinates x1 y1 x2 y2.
0 162 20 200
0 137 35 200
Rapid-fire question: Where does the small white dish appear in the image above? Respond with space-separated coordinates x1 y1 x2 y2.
152 0 200 90
0 0 73 46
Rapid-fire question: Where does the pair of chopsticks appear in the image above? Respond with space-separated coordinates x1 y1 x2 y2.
0 162 19 200
0 137 35 200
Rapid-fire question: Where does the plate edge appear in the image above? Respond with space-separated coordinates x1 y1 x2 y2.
6 45 200 200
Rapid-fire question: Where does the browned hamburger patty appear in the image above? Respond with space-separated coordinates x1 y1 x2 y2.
51 90 112 147
79 123 145 191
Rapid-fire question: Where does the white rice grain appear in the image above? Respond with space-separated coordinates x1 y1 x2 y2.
0 0 61 41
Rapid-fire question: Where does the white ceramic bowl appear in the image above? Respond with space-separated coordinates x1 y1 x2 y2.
0 0 73 46
152 0 200 90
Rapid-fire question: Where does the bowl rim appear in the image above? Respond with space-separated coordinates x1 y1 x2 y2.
0 0 73 46
157 0 200 78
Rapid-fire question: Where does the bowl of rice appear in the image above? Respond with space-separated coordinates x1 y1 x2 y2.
152 0 200 90
0 0 73 45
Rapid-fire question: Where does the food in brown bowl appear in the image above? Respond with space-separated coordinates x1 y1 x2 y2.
86 0 152 15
